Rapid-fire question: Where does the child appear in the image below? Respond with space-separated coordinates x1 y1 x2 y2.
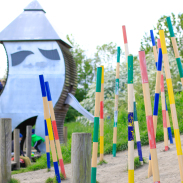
31 132 45 153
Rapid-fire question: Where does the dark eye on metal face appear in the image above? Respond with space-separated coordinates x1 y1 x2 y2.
38 48 60 60
11 51 34 66
11 48 60 67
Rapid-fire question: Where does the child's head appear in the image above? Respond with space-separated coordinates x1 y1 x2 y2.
32 129 35 134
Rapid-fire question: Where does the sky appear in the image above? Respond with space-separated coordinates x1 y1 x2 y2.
0 0 182 78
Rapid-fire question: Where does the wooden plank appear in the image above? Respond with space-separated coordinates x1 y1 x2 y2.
26 126 32 160
71 133 91 183
0 118 12 183
14 129 20 170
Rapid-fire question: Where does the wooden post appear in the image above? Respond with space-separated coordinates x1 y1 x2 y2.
112 47 120 157
122 25 143 165
63 126 67 145
157 39 169 150
128 55 134 183
39 75 61 183
159 29 183 182
167 17 183 86
23 137 26 152
45 81 66 178
71 133 91 183
14 129 20 170
91 67 102 183
0 118 12 183
100 65 104 161
139 51 160 183
26 125 32 160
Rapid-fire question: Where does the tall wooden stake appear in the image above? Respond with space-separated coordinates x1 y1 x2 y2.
128 55 134 183
139 51 160 183
91 67 102 183
100 65 104 161
167 17 183 86
45 81 66 178
159 29 183 182
39 75 61 183
157 39 169 150
112 47 120 157
122 25 143 164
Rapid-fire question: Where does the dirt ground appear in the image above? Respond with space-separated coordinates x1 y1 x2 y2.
13 135 183 183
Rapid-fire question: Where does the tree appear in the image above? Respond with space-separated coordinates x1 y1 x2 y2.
141 13 183 56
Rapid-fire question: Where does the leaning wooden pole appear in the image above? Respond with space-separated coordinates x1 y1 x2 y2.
167 17 183 86
91 67 102 183
128 55 134 183
165 100 173 144
150 30 173 145
157 39 170 150
44 118 51 170
100 65 104 161
122 25 143 164
45 81 66 178
159 30 183 182
39 75 61 183
112 47 120 157
139 50 160 183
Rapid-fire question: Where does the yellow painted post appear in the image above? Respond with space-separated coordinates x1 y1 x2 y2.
159 30 183 182
100 65 104 161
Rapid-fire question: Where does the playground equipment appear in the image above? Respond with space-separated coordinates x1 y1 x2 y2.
159 30 183 182
112 47 120 157
157 39 169 151
45 81 66 178
39 75 61 183
167 17 183 86
122 25 143 165
91 67 102 183
100 66 104 161
128 55 134 183
139 50 160 183
0 0 94 151
44 116 51 170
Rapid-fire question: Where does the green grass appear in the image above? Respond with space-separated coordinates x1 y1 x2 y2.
134 156 147 169
45 173 66 183
98 159 107 165
8 178 20 183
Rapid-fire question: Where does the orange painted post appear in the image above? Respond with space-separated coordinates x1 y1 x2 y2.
45 81 66 178
39 75 61 183
100 65 104 161
139 51 160 183
159 30 183 182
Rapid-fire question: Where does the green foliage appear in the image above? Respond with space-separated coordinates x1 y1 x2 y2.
141 13 183 57
8 178 20 183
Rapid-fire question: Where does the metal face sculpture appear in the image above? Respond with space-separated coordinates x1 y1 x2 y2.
0 0 94 152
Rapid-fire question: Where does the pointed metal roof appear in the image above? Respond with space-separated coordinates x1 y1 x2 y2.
0 0 72 48
24 0 46 13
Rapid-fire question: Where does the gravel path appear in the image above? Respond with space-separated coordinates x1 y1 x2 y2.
13 135 182 183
